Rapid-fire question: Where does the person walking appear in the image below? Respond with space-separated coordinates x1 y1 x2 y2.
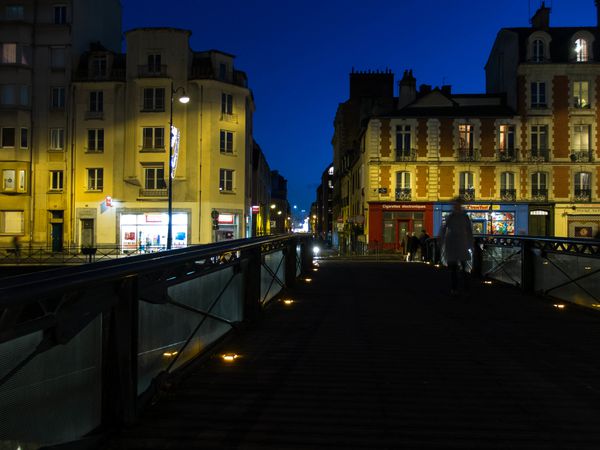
12 235 21 257
440 198 474 297
419 230 430 262
408 232 420 261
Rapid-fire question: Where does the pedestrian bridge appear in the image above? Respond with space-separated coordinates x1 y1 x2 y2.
1 235 600 449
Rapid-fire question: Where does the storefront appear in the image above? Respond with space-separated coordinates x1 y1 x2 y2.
434 203 529 236
119 211 189 252
528 204 554 237
215 211 241 242
554 204 600 238
368 203 434 251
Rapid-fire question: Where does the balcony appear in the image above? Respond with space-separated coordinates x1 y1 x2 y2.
531 188 548 201
84 111 103 120
139 188 167 198
500 189 516 201
570 151 593 162
497 148 517 162
137 65 167 77
395 148 417 162
529 149 549 162
574 188 592 202
220 112 238 124
459 188 475 201
395 188 412 201
457 148 479 162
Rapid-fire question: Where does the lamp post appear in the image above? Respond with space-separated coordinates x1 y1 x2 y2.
167 82 190 250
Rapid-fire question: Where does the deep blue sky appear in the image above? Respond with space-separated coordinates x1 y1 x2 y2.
122 0 597 213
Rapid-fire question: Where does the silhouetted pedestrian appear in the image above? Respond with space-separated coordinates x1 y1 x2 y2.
12 235 21 257
440 198 473 297
407 232 420 261
419 230 430 261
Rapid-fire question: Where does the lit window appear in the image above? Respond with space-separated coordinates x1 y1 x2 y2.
87 129 104 152
458 124 473 150
143 88 165 111
144 165 165 189
1 43 17 64
574 172 591 191
1 128 15 147
221 93 233 115
396 171 411 189
573 81 589 108
499 125 515 152
50 170 64 191
220 130 233 153
575 38 588 62
142 127 164 149
219 168 233 192
87 168 103 191
49 128 65 150
530 82 546 108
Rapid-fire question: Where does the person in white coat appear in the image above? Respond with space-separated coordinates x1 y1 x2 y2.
440 198 474 296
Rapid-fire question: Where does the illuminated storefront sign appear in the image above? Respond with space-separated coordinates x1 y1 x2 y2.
120 212 188 251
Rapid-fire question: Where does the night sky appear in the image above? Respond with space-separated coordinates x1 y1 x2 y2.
122 0 597 213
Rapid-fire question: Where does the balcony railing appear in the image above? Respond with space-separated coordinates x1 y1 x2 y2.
459 188 475 201
220 112 238 123
500 189 516 201
395 148 417 162
458 148 479 162
529 149 549 162
139 188 167 198
395 188 412 201
531 188 548 201
84 111 103 120
570 151 593 162
137 65 167 77
497 148 517 162
574 188 592 202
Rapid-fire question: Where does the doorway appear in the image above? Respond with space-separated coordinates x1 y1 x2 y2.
81 219 94 247
51 223 63 252
529 211 549 236
396 220 410 253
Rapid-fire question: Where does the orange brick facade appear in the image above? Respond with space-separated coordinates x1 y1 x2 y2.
552 166 570 198
417 118 428 158
480 119 495 158
439 166 454 198
439 118 453 157
416 165 428 198
552 76 569 159
480 166 496 199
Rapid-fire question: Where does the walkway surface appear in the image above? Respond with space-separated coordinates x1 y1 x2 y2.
104 260 600 449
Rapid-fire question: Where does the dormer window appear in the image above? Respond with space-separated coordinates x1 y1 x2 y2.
575 38 588 62
533 39 544 62
148 54 161 74
91 55 107 78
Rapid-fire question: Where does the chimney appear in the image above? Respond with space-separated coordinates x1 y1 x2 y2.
419 84 432 95
441 85 452 96
398 69 417 109
531 1 550 29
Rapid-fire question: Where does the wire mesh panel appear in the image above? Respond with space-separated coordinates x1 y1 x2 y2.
137 267 243 394
534 252 600 308
482 245 522 286
0 318 102 449
261 250 285 305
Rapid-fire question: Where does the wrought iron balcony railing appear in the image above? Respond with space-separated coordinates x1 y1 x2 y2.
84 111 103 120
459 188 475 201
458 148 479 162
500 189 516 201
497 148 517 162
574 188 592 202
531 188 548 201
395 188 412 201
137 65 168 77
395 148 417 162
570 151 592 162
529 149 549 162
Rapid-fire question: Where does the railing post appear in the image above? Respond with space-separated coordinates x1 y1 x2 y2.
521 239 535 293
102 276 138 427
242 247 262 320
300 237 313 275
284 239 297 288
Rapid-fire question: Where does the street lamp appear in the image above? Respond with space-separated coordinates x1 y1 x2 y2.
167 83 189 250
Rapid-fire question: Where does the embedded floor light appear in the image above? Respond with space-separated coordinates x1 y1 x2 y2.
221 353 240 362
282 299 295 305
163 351 179 357
553 304 566 309
304 278 312 283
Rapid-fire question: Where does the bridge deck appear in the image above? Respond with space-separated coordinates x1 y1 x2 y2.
104 260 600 449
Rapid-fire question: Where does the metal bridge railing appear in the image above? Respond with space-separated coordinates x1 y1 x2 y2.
0 234 312 449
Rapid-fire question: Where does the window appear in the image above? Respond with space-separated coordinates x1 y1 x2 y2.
1 43 17 63
573 125 590 151
532 39 544 62
499 125 515 151
501 172 515 190
573 81 589 108
531 125 548 159
1 128 15 147
49 128 64 150
5 5 24 20
50 47 65 69
459 171 474 190
458 124 473 150
0 211 24 234
87 168 103 191
18 169 25 191
219 168 233 192
219 63 227 80
20 128 27 148
20 45 31 65
221 93 233 115
87 129 104 152
395 171 411 200
531 172 547 197
143 88 165 111
142 127 164 149
395 125 411 158
575 38 588 62
220 130 233 153
574 172 591 192
89 91 103 112
50 170 63 191
53 5 67 24
148 54 161 73
531 82 546 108
1 85 15 104
19 85 28 105
51 86 65 109
144 165 165 189
91 56 107 77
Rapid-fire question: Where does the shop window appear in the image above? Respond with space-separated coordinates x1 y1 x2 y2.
0 210 24 234
219 168 233 192
143 88 165 111
142 127 164 149
220 130 233 153
87 168 103 191
50 170 63 191
574 172 591 201
1 127 15 147
573 81 589 108
87 129 104 152
574 38 588 62
51 86 65 109
49 128 64 150
221 93 233 115
530 82 546 108
144 165 165 189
